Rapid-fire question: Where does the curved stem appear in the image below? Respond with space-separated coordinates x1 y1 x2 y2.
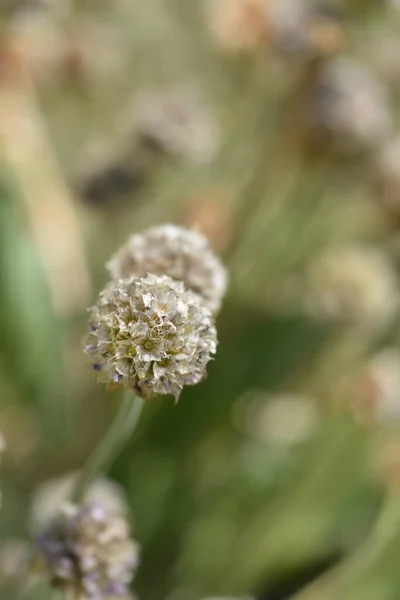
289 489 400 600
72 391 144 504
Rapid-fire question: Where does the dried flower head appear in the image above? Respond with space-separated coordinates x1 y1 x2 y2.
240 392 318 447
84 274 217 400
307 247 399 331
30 472 128 534
266 2 345 59
375 137 400 217
36 502 139 599
304 58 391 154
206 0 344 59
106 224 227 314
128 89 219 164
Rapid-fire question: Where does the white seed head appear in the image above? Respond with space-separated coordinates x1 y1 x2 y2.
241 392 318 447
265 1 345 59
30 472 128 535
36 502 139 599
84 274 217 400
307 247 399 331
264 0 309 55
307 58 391 153
106 224 227 314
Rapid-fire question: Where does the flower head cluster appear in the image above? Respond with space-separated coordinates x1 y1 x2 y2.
30 472 128 534
129 89 219 164
242 393 318 447
84 274 217 400
36 502 139 599
106 224 227 315
305 58 391 153
265 0 345 59
206 0 344 59
307 246 399 331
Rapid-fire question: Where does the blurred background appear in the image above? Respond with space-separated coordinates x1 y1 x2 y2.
2 1 400 599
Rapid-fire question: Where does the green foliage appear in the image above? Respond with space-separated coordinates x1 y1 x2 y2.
1 2 400 600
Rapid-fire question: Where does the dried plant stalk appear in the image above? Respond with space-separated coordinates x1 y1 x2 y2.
0 59 91 316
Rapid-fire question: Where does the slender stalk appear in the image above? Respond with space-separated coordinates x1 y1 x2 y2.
288 489 400 600
217 421 353 592
0 61 91 317
72 391 144 503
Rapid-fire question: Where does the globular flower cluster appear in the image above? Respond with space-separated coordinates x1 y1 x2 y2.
307 246 399 331
128 89 219 165
106 224 227 315
84 274 217 400
241 392 318 447
207 0 345 59
36 502 139 599
265 0 345 59
30 472 129 535
305 58 391 153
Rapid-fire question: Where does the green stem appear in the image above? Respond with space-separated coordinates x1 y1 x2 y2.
72 391 144 504
289 489 400 600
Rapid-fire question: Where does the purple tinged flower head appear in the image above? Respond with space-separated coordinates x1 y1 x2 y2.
306 57 391 154
129 88 220 165
35 501 139 599
307 246 399 331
